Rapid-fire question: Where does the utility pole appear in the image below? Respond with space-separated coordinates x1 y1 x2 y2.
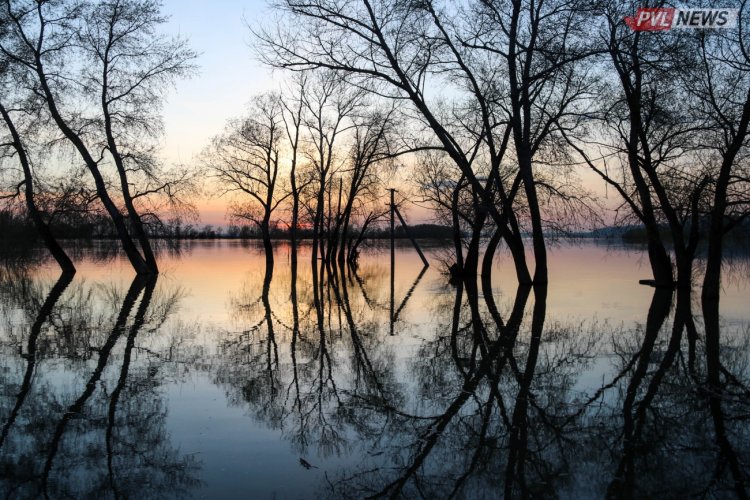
389 188 428 267
389 188 396 335
389 188 429 335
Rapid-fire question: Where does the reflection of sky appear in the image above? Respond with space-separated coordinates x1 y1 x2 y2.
6 241 750 497
38 240 749 324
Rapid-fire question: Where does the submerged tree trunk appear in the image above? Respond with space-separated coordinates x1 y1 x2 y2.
33 57 149 275
703 128 749 299
703 215 725 301
645 225 674 287
261 214 274 268
628 123 673 287
450 183 465 278
501 213 532 286
312 172 326 265
481 226 502 280
0 102 75 274
326 177 344 263
337 205 354 265
101 88 158 274
462 211 487 278
290 168 299 250
522 161 547 284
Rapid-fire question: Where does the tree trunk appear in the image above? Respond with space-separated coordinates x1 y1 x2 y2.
100 49 158 274
290 178 299 248
261 214 274 268
0 102 75 275
337 209 351 265
33 57 149 275
462 211 487 278
501 214 532 285
645 225 674 287
450 184 465 276
703 148 739 299
312 173 326 264
481 226 502 280
520 157 548 284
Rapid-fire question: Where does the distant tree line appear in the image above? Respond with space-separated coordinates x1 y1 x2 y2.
0 205 454 246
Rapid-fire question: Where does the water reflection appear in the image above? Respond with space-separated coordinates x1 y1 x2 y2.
0 268 200 498
1 242 749 497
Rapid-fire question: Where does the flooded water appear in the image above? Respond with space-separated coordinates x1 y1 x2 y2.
1 240 748 498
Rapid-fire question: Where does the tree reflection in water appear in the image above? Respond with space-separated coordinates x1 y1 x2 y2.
1 243 749 497
214 249 750 498
0 266 201 498
211 247 749 498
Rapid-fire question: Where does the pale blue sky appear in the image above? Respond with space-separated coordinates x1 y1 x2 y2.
158 1 282 224
161 1 276 165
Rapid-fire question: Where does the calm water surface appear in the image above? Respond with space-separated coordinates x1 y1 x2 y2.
1 240 748 498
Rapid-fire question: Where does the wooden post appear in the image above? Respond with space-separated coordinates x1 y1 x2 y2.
389 189 396 268
390 188 395 335
394 206 429 267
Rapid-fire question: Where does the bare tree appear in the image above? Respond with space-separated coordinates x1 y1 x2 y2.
465 0 598 283
0 0 196 275
600 1 704 289
329 106 398 264
279 73 308 250
565 3 705 287
79 0 197 272
415 152 482 277
563 2 747 291
204 93 289 265
256 0 523 281
255 0 597 286
0 94 75 272
298 70 362 265
686 2 750 300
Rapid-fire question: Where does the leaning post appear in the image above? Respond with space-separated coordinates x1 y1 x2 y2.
394 206 429 267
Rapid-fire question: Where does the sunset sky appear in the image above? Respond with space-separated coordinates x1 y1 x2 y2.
160 0 275 226
156 1 610 228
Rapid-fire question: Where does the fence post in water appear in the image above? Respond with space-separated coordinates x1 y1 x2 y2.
389 188 396 269
390 189 430 335
390 189 395 335
394 206 429 267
